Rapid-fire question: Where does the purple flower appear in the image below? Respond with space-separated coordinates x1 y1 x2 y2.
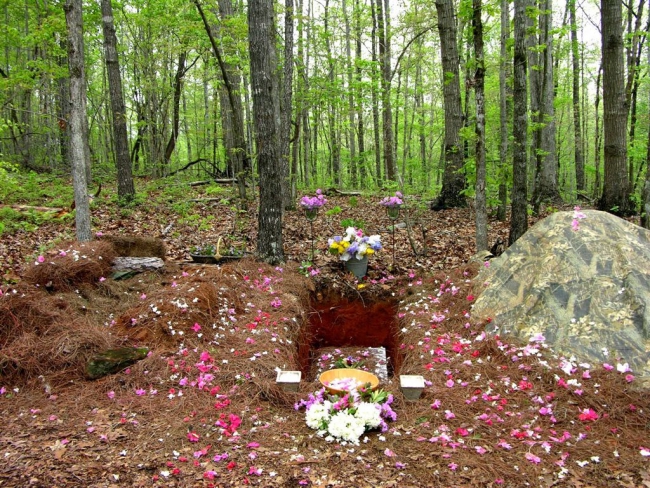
300 190 327 210
380 192 404 207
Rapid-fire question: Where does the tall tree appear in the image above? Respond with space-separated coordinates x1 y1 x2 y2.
598 0 631 215
163 52 187 168
568 0 584 193
195 0 249 199
510 0 528 245
100 0 135 202
342 0 357 187
433 0 466 209
497 0 511 222
370 0 382 185
64 0 91 241
531 0 561 213
624 0 647 190
216 0 250 184
354 0 367 186
473 0 487 251
323 0 341 186
281 0 294 207
248 0 284 264
642 38 650 229
296 0 311 185
593 63 603 199
377 0 396 181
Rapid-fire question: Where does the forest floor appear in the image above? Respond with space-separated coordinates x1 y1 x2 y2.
1 183 649 487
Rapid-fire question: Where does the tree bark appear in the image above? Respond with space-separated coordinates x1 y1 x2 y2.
510 0 529 245
473 0 487 252
433 0 466 209
598 0 631 215
64 0 91 242
248 0 284 264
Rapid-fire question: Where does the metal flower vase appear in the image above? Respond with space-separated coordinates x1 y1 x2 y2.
386 205 401 220
344 256 368 279
304 208 319 221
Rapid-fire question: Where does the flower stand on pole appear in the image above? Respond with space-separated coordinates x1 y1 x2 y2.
380 192 403 269
300 190 327 262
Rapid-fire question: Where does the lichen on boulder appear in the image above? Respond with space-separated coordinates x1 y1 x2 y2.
86 347 149 379
473 210 650 385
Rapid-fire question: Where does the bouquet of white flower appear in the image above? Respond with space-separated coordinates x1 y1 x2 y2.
295 387 396 444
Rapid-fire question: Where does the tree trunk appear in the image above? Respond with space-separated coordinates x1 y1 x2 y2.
343 0 357 188
433 0 466 209
624 1 647 191
415 55 427 189
354 0 367 186
497 0 510 222
57 49 71 172
531 0 561 213
64 0 91 242
100 0 134 201
195 0 249 200
248 0 284 264
568 0 584 193
281 0 295 208
642 41 650 229
182 90 192 164
296 0 308 185
510 0 529 245
473 0 487 252
598 0 631 215
324 0 340 186
593 63 602 199
370 0 381 185
526 4 540 194
377 0 395 181
163 51 187 167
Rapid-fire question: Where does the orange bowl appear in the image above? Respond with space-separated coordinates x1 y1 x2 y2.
318 368 380 395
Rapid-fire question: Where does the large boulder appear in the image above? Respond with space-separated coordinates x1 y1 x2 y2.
472 210 650 384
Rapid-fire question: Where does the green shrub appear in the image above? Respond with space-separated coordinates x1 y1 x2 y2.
0 206 49 233
340 218 366 231
205 184 226 196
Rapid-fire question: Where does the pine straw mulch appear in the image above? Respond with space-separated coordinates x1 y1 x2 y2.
1 239 649 487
